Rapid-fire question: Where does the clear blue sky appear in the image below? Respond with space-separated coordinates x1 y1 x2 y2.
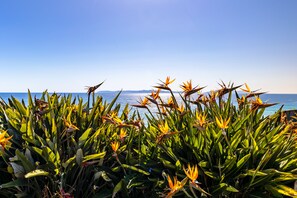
1 0 297 93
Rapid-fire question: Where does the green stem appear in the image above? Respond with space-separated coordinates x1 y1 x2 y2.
182 188 194 198
169 89 178 107
138 124 141 163
222 129 235 156
115 155 127 175
150 144 159 160
190 184 199 198
87 94 90 114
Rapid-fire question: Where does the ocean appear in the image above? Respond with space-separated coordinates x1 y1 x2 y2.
1 91 297 117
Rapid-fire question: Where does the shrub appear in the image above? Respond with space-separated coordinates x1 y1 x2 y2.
0 79 296 198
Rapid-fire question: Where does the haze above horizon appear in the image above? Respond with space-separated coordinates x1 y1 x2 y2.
1 0 297 93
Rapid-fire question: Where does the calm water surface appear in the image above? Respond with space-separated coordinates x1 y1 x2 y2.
1 92 297 116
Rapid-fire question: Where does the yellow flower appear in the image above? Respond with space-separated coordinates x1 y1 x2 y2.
196 112 207 127
113 116 122 125
164 76 175 87
102 112 125 126
159 122 170 134
237 95 246 106
217 82 241 98
240 83 251 93
181 80 193 93
132 97 150 108
155 76 175 91
148 89 161 105
141 97 149 106
63 119 79 132
251 96 276 111
176 104 185 114
181 81 205 97
71 105 79 112
201 95 208 104
160 106 167 115
254 96 263 105
167 97 175 107
215 116 231 129
0 131 12 150
208 90 218 102
183 164 199 183
150 89 161 100
157 122 177 143
119 129 127 140
166 175 185 198
111 141 120 153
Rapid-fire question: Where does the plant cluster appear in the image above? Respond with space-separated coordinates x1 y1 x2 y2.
0 78 297 198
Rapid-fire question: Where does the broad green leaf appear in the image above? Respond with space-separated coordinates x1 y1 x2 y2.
233 112 251 132
105 91 122 114
20 118 26 133
93 171 111 182
277 185 297 197
27 117 33 139
251 175 275 188
121 164 150 175
51 117 57 136
62 156 75 169
9 162 25 178
272 175 297 182
82 152 106 162
160 158 175 169
42 146 59 169
16 150 35 172
213 182 239 193
198 161 209 168
212 183 227 193
32 147 43 156
246 169 267 177
76 148 84 166
27 89 34 107
141 144 147 155
222 156 236 173
0 179 29 189
25 169 49 178
264 185 283 198
79 128 92 147
112 180 123 198
226 185 239 192
101 171 112 182
126 180 144 189
249 134 259 154
175 160 181 169
271 125 290 144
254 120 268 139
236 153 251 168
12 96 27 116
283 158 297 170
204 171 217 179
265 184 297 197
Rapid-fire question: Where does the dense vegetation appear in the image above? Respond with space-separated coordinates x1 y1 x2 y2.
0 78 297 198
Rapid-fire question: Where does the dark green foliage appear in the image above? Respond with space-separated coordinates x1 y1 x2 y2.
0 80 296 198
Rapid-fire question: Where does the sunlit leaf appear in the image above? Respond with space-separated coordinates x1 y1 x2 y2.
25 169 49 178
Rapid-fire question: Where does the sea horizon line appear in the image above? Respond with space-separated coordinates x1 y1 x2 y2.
1 90 297 95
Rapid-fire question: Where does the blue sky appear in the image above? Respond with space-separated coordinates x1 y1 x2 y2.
1 0 297 93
